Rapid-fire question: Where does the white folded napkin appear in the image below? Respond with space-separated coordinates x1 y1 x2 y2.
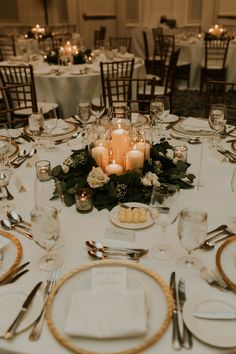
181 118 211 132
64 289 148 338
53 119 69 135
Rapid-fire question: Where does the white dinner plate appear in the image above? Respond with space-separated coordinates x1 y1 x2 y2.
172 118 213 137
0 283 43 337
183 291 236 348
110 202 154 230
163 114 179 123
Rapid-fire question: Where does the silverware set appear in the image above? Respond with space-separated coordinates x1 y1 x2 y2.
170 271 192 350
86 240 148 261
0 261 30 285
0 209 32 240
11 148 37 168
217 145 236 162
200 266 233 292
197 224 234 250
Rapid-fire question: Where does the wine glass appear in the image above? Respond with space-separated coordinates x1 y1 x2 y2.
0 129 11 165
208 103 227 148
177 207 208 272
90 96 105 121
149 186 179 260
44 108 58 152
31 206 63 271
28 112 44 148
76 99 91 146
0 163 12 215
150 95 170 140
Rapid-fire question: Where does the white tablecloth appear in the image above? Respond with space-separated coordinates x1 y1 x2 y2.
0 124 236 354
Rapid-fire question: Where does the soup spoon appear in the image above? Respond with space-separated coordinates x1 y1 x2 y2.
86 240 148 255
6 210 31 228
10 149 27 164
88 249 140 261
12 148 37 168
1 219 32 239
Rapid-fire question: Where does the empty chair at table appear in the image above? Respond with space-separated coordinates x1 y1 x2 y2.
100 58 135 110
152 27 163 41
200 37 230 92
0 64 58 125
106 77 157 114
0 35 16 60
206 80 236 124
109 37 132 53
94 26 106 49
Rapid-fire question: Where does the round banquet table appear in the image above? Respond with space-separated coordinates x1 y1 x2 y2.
0 121 236 354
131 27 236 90
33 55 145 119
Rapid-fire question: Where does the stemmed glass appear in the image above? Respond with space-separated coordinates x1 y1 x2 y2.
208 103 227 148
28 112 44 148
177 207 208 272
0 163 12 215
43 108 58 152
76 99 91 146
150 95 170 140
31 206 63 271
149 186 179 260
0 129 11 165
90 96 105 121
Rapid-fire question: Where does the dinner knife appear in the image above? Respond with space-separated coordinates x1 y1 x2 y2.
192 311 236 320
4 281 42 339
170 272 182 350
178 279 193 349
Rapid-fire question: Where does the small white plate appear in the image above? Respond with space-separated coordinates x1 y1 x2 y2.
183 291 236 348
0 283 43 337
110 202 154 230
163 114 179 123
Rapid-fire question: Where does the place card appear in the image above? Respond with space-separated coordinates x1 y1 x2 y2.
104 226 135 242
91 267 127 293
14 176 27 192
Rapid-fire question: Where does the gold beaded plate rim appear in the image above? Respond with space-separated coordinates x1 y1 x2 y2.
24 121 77 139
0 230 22 283
45 260 173 354
216 235 236 291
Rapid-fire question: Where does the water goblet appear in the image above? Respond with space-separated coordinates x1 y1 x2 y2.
31 206 63 271
90 96 105 121
208 103 227 148
177 207 208 272
76 99 91 146
150 95 170 140
44 108 58 152
0 129 11 165
149 186 179 260
0 163 12 215
28 112 44 148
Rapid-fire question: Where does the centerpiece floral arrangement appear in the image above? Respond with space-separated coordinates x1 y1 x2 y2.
52 140 195 211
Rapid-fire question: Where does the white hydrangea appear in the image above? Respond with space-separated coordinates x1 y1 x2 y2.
141 172 160 187
62 164 70 173
87 167 110 189
166 149 174 160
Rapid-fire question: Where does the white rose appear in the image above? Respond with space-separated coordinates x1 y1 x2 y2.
166 149 174 160
62 164 69 173
87 167 110 188
141 172 160 187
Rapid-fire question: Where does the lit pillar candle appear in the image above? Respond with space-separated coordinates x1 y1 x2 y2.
105 160 123 176
126 149 144 171
91 145 109 170
135 141 150 159
112 128 130 166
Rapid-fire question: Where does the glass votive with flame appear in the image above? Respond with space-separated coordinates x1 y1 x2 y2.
75 188 93 213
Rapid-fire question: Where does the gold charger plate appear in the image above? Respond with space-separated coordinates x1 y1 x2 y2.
46 260 173 354
172 118 213 137
0 230 22 283
216 235 236 291
23 121 77 140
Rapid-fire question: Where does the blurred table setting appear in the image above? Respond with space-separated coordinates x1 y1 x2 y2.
0 106 236 354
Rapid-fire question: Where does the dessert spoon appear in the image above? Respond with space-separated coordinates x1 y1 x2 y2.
88 249 140 261
12 148 37 168
1 219 32 239
6 210 31 228
10 149 27 164
86 240 148 255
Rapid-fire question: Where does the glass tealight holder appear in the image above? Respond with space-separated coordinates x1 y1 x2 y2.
174 145 188 162
35 160 51 181
75 188 93 213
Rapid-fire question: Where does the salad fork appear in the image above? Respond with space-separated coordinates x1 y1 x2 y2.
200 266 228 291
28 268 59 341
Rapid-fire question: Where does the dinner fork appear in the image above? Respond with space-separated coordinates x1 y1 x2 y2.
28 268 59 341
200 266 227 291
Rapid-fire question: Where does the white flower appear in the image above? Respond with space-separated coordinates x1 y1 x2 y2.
62 164 69 173
166 149 174 160
87 167 110 189
63 157 73 166
141 172 160 187
172 157 179 164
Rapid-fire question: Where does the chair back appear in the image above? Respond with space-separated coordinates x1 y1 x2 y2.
0 35 16 60
109 37 132 53
106 77 157 114
52 33 73 50
142 31 149 60
206 80 236 123
94 27 106 49
100 59 135 109
152 27 163 41
0 65 38 122
163 49 180 94
204 37 230 70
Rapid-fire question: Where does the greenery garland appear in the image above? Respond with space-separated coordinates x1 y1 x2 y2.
51 140 195 211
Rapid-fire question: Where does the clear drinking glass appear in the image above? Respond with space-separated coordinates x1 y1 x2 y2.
28 112 44 148
150 95 170 139
31 206 63 271
0 163 12 214
177 207 208 272
208 104 227 145
76 99 91 146
0 129 11 165
149 187 179 260
44 108 58 152
90 96 105 121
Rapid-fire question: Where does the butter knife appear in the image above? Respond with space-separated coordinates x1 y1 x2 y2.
4 281 42 339
170 272 182 350
178 279 193 349
193 311 236 320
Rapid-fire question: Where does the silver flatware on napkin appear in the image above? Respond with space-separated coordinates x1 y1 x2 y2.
170 272 182 350
178 279 193 349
